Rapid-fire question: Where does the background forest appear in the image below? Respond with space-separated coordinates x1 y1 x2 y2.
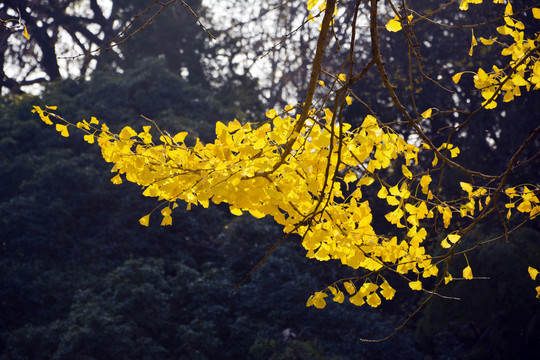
1 0 540 359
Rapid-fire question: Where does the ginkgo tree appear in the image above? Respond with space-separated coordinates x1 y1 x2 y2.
34 0 540 340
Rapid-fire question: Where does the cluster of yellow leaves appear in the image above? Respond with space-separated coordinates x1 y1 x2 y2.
505 185 540 220
35 102 478 309
307 278 396 309
454 1 540 108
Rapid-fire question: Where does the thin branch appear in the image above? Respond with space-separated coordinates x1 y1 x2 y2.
249 0 338 179
178 0 215 40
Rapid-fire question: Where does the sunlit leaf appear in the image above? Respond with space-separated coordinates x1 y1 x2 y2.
452 72 464 84
380 281 396 300
528 266 539 280
421 108 432 119
463 266 473 280
385 18 402 32
265 109 277 118
230 207 243 216
344 281 356 295
56 124 69 137
409 280 422 291
366 292 381 307
139 214 150 227
479 37 496 45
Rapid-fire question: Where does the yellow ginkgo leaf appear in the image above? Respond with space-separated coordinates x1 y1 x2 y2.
452 72 464 84
409 280 422 291
463 265 473 280
139 214 150 227
83 133 95 144
344 281 356 295
528 266 539 280
333 290 345 303
161 207 172 217
230 207 243 216
161 216 172 226
377 186 388 199
328 285 338 296
111 174 122 185
460 182 473 194
343 172 357 183
380 281 396 300
479 37 496 45
496 25 512 35
421 108 432 119
349 291 365 306
447 234 461 244
420 175 431 193
441 238 451 249
358 176 374 187
173 132 188 143
265 109 277 118
482 98 497 109
323 108 333 120
517 200 533 213
345 95 352 105
533 8 540 19
366 292 382 307
23 25 30 40
385 18 402 32
505 1 513 16
307 0 319 11
306 291 327 309
402 164 413 180
248 208 266 219
386 196 400 206
512 74 529 87
338 73 346 81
